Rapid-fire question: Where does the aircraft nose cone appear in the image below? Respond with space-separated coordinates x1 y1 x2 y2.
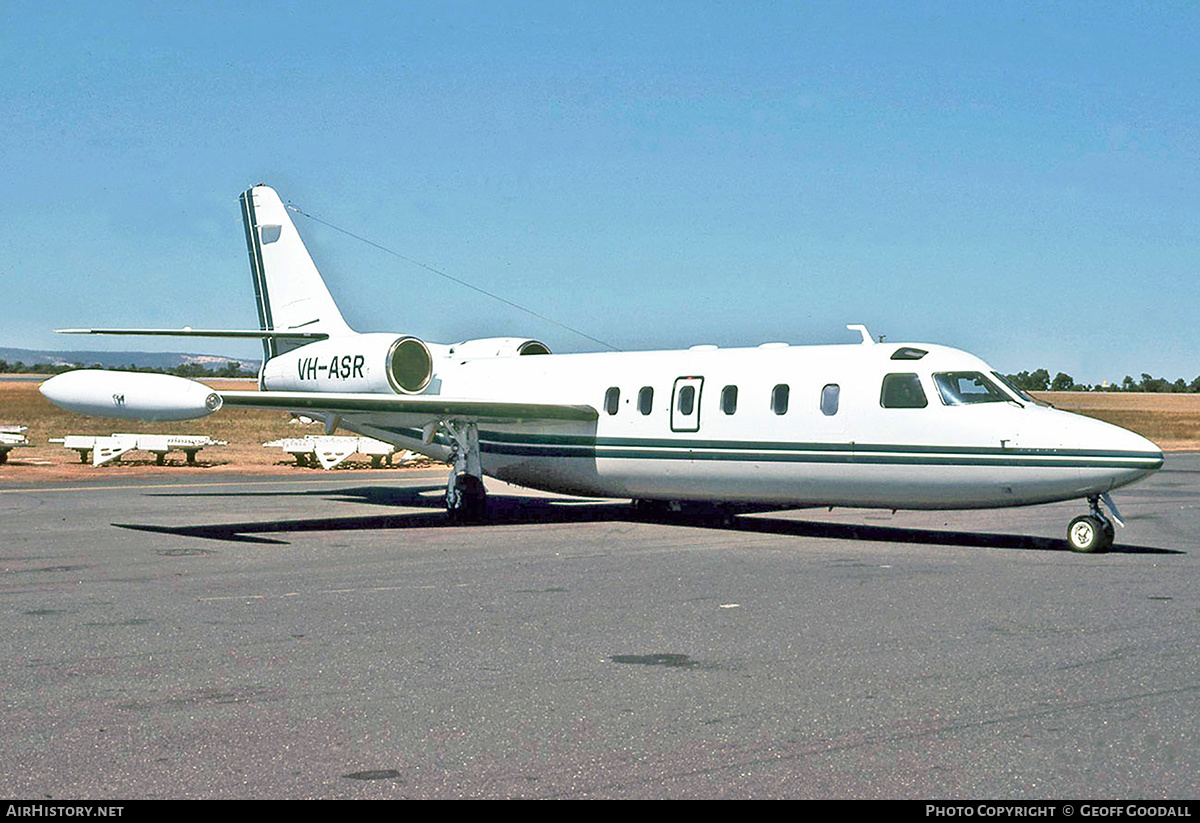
1101 417 1162 462
1068 412 1163 490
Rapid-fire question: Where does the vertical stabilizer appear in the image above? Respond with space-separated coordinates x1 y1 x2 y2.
240 185 354 359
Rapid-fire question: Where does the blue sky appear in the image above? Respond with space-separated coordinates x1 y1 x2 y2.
2 1 1196 384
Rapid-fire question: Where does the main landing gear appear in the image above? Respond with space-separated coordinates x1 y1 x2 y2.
443 421 487 523
1067 493 1122 553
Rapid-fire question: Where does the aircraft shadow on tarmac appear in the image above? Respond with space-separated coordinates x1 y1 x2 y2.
117 484 1181 554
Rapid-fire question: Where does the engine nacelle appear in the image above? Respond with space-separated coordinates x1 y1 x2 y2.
40 370 223 421
261 333 434 394
445 337 551 360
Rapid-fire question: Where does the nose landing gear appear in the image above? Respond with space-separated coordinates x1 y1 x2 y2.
1067 493 1122 553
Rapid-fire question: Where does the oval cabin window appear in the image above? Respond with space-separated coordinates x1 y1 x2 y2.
772 384 790 415
604 387 620 415
821 384 840 416
638 386 654 415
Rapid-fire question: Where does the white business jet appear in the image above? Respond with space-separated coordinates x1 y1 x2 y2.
41 185 1163 552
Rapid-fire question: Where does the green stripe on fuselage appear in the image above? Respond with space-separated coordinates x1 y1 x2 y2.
369 425 1161 470
475 431 1162 470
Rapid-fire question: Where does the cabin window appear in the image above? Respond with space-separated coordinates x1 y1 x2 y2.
677 385 696 416
934 372 1010 406
771 384 790 415
821 384 840 416
638 386 654 415
604 387 620 415
880 373 927 408
721 385 738 415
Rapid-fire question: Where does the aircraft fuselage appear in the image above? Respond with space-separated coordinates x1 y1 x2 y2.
284 338 1162 510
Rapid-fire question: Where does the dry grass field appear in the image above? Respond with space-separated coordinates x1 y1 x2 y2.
0 377 439 481
2 378 1196 483
1031 391 1200 452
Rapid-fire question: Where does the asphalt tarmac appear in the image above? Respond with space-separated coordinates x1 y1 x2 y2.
1 457 1197 799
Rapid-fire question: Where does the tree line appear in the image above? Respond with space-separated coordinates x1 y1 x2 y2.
0 360 257 378
1006 369 1200 394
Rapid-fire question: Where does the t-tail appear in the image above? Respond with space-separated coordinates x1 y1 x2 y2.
239 185 354 361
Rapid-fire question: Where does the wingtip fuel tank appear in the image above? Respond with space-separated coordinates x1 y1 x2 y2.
39 370 223 422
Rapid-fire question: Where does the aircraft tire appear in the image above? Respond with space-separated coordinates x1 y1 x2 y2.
1067 514 1112 553
448 474 487 523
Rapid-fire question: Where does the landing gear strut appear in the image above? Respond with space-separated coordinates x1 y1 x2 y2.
443 421 487 522
1067 493 1121 553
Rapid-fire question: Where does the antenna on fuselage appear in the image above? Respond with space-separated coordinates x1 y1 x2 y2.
846 324 875 345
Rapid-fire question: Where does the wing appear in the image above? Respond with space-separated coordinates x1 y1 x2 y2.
218 390 598 424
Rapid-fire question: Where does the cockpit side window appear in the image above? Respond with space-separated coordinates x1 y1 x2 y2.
934 372 1010 406
880 373 928 408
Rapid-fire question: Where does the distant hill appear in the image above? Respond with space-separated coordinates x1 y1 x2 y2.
0 347 260 373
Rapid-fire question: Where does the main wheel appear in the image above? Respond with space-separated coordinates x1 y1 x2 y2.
1067 515 1112 553
447 474 487 523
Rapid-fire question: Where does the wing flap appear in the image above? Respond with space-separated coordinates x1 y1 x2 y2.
218 390 598 423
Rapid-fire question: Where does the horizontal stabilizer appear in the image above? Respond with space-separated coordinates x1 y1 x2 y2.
57 328 329 340
219 390 598 423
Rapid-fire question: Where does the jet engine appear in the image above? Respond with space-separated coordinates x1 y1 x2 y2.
445 337 551 360
261 333 434 394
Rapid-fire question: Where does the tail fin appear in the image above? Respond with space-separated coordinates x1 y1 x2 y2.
239 185 354 359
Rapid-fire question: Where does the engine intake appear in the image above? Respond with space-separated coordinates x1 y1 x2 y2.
387 336 434 393
447 337 551 359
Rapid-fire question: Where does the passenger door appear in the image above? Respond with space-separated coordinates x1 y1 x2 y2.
671 376 703 433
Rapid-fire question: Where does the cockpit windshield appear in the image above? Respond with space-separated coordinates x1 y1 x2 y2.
934 372 1012 406
991 371 1048 406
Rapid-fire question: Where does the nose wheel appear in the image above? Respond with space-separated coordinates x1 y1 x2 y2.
1067 514 1113 553
1067 494 1121 553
